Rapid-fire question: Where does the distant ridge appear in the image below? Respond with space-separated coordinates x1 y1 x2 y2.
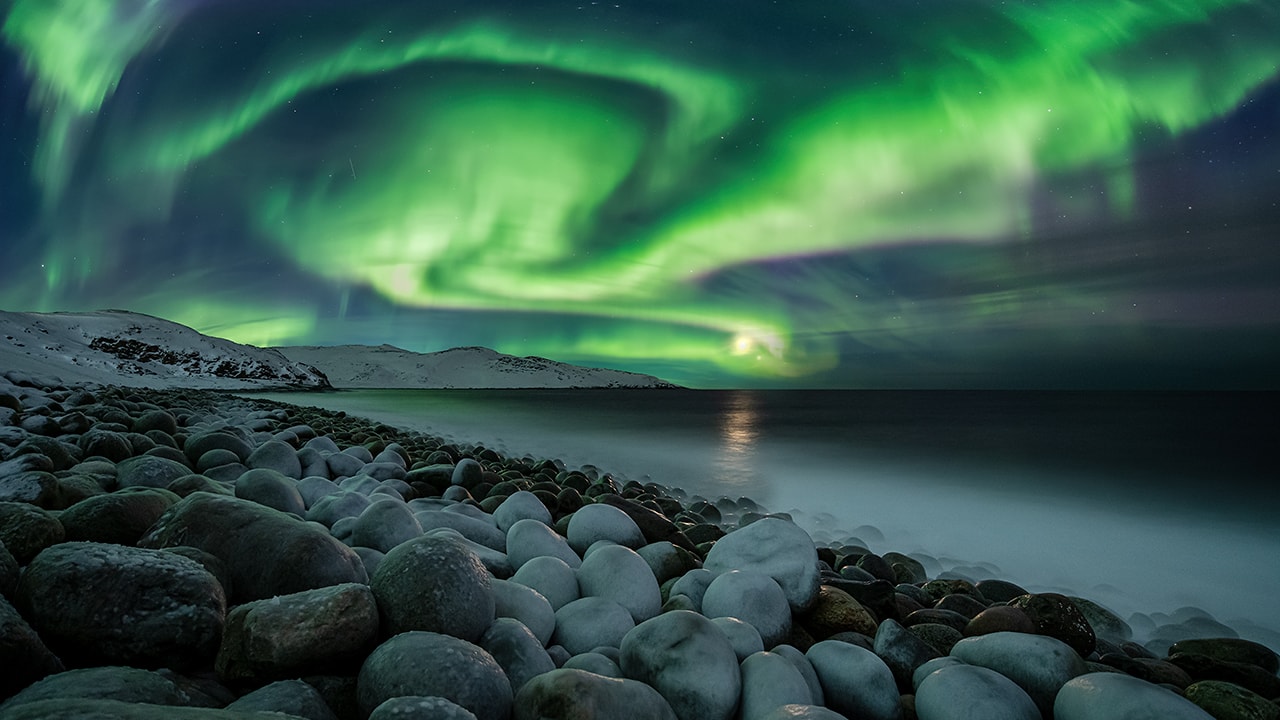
276 343 679 389
0 309 330 390
0 309 677 389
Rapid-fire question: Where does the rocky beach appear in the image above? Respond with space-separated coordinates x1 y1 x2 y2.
1 369 1277 720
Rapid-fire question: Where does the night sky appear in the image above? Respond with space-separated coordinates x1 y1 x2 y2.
2 0 1279 388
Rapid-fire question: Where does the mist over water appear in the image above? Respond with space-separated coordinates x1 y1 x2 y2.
253 388 1279 651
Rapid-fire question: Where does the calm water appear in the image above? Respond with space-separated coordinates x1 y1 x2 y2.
250 388 1279 648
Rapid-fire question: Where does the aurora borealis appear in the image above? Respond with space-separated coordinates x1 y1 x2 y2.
2 0 1279 388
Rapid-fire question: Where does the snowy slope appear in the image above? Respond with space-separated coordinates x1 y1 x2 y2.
0 310 331 390
278 344 679 389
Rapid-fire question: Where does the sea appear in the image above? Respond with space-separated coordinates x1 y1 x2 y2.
247 388 1279 650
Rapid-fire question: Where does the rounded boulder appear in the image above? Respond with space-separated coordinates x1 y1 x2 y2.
620 610 741 720
371 535 494 642
16 541 225 668
358 631 511 720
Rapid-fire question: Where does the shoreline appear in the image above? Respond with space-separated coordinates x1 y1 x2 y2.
2 376 1277 719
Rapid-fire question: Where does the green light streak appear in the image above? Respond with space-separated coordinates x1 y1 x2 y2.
3 0 177 203
5 0 1278 383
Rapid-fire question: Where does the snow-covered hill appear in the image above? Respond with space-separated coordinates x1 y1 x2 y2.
277 344 679 389
0 310 677 389
0 310 331 390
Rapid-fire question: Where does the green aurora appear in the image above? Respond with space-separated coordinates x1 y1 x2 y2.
2 0 1279 387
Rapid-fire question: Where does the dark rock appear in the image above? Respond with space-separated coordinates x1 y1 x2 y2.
16 541 225 668
132 410 178 436
18 415 61 436
922 579 985 604
246 440 303 479
935 592 988 619
224 679 337 720
874 618 941 692
908 623 964 655
1008 593 1096 657
964 605 1037 637
116 454 192 489
197 448 240 473
216 583 379 682
0 501 64 564
904 608 970 633
620 610 741 720
168 473 232 497
799 584 880 640
478 617 556 692
58 487 181 545
78 429 133 463
357 631 511 720
1069 596 1133 644
1169 638 1279 674
1168 652 1280 699
974 579 1028 604
0 594 64 699
854 553 897 583
11 436 80 471
451 458 484 489
369 695 479 719
823 578 899 623
513 668 676 720
0 470 60 508
235 467 306 517
1099 653 1194 688
183 431 253 464
1184 680 1280 720
0 540 17 597
370 535 494 642
0 666 192 709
883 552 927 584
597 494 697 551
352 498 423 553
139 492 367 603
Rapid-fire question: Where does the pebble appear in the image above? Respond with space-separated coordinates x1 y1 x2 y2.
805 640 901 720
576 543 661 623
3 381 1273 720
215 583 379 681
712 616 765 661
704 517 821 613
566 503 646 554
492 578 557 646
234 467 306 517
351 497 423 553
701 569 793 648
494 490 554 533
950 631 1088 717
1054 672 1216 720
16 541 225 668
513 668 677 720
479 617 557 691
139 492 367 603
357 631 512 720
1183 680 1280 720
370 535 494 642
739 651 817 720
224 679 336 720
369 696 479 720
552 596 636 655
914 663 1040 720
620 610 742 720
874 618 941 691
511 555 581 610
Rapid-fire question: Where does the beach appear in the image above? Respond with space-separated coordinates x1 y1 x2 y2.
1 373 1277 719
